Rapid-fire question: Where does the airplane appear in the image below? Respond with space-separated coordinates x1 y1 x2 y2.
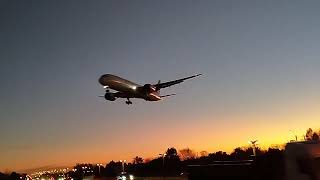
98 73 202 105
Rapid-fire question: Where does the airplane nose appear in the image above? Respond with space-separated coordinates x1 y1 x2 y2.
99 74 108 85
99 74 114 86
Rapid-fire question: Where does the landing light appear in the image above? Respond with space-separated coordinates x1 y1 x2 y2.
132 86 137 90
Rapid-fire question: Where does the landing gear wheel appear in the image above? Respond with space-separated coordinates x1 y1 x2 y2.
125 98 132 105
104 86 110 93
125 101 132 105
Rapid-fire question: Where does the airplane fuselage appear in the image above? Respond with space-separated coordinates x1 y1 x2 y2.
98 73 201 104
99 74 161 101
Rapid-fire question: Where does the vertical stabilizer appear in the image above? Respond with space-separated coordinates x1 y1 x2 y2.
156 80 161 92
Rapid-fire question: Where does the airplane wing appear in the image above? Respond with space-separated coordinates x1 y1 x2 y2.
154 74 202 90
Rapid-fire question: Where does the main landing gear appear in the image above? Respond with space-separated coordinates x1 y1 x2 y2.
125 98 132 105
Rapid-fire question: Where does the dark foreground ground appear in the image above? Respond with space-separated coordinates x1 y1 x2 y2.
95 177 186 180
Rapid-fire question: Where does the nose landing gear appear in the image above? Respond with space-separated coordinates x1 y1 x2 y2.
104 86 110 93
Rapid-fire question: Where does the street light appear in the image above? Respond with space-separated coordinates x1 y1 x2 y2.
248 140 258 157
159 153 167 179
159 153 167 168
120 160 126 172
290 130 298 142
96 163 103 175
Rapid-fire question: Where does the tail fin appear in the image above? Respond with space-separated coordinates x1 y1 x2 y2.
156 80 161 92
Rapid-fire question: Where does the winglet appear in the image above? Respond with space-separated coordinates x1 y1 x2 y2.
183 73 202 81
188 73 202 79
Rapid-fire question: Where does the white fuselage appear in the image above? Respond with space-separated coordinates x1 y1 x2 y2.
99 74 161 101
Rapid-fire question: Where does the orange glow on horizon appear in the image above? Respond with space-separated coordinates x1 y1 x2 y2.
2 114 318 173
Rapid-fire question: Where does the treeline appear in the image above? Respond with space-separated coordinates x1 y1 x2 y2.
305 128 320 141
0 172 21 180
1 128 319 179
67 146 284 179
68 127 319 178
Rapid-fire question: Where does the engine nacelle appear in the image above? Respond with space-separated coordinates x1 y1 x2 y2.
143 84 156 94
104 93 116 101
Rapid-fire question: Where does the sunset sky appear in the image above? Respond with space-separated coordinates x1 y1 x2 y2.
1 0 320 172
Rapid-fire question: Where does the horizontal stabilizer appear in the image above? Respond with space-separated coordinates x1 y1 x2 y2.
160 93 176 98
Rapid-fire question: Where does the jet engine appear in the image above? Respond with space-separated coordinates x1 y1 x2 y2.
143 84 156 94
104 92 116 101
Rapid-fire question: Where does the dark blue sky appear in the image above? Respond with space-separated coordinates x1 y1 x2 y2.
1 0 320 171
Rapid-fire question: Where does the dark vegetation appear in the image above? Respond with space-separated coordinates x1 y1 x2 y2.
0 172 23 180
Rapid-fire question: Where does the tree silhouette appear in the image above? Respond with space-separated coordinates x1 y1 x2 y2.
230 147 251 160
312 132 319 141
104 161 119 177
166 147 180 161
306 128 313 140
199 151 208 157
0 172 5 179
0 172 23 180
9 172 21 180
305 128 320 141
133 156 144 164
208 151 229 161
179 148 196 160
163 147 181 176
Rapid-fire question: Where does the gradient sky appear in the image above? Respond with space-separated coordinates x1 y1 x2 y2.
1 0 320 172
